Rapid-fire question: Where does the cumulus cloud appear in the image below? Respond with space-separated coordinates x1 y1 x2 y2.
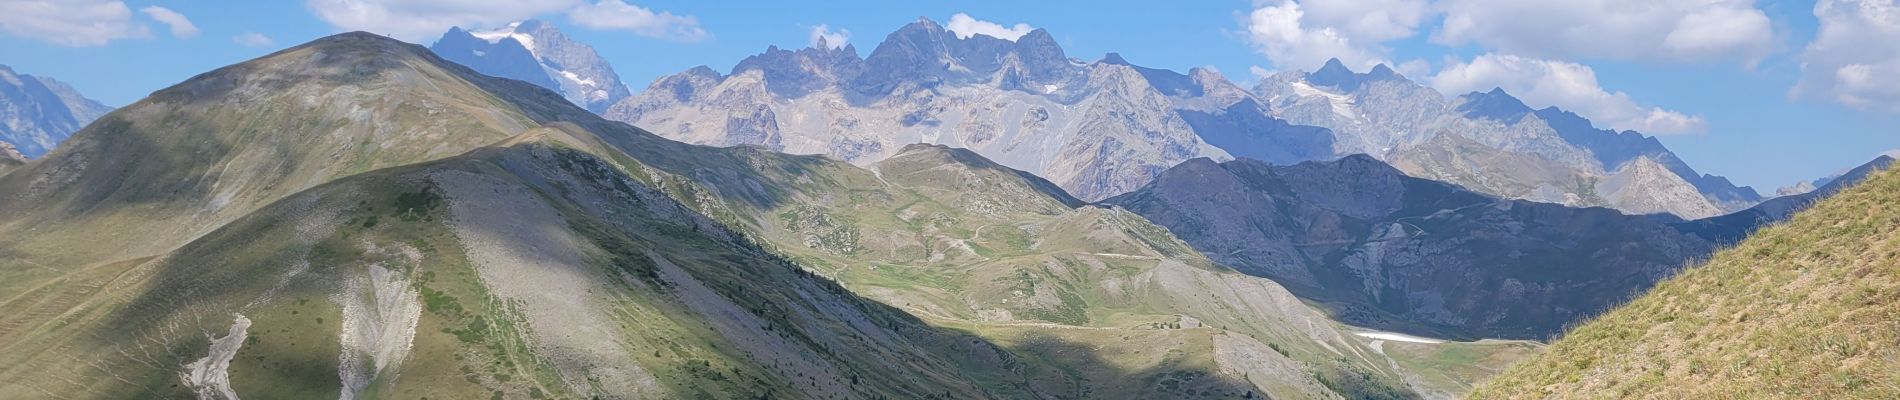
1392 59 1432 79
304 0 704 42
945 13 1034 41
1434 0 1773 64
808 24 848 49
1433 53 1708 134
1794 0 1900 112
140 6 197 39
1240 0 1426 72
1290 0 1430 43
0 0 149 47
566 0 706 42
232 31 274 47
304 0 576 41
1249 65 1278 80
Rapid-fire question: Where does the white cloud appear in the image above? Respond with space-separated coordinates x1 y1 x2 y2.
808 24 848 49
566 0 706 42
0 0 149 47
1794 0 1900 112
304 0 704 42
1433 53 1708 134
304 0 577 41
1291 0 1430 43
1392 59 1431 79
1240 0 1425 72
140 6 197 39
1434 0 1773 64
1249 65 1278 80
232 31 274 47
945 13 1033 41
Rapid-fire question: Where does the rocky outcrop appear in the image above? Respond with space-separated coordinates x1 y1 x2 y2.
1106 155 1719 340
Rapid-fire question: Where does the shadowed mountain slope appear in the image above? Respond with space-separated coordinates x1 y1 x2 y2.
1106 155 1718 340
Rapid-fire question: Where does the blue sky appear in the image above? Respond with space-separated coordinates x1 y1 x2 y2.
1 0 1895 190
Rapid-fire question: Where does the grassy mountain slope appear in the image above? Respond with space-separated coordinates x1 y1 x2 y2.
1471 164 1900 398
0 33 569 298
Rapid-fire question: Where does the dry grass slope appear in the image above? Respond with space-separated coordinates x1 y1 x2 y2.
1471 165 1900 398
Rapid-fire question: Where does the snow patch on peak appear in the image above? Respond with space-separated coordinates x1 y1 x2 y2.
1288 80 1358 120
559 70 598 87
470 23 537 56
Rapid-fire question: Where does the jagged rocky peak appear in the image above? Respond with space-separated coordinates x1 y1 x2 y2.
730 37 865 98
1454 87 1535 123
1303 57 1403 92
852 17 1077 95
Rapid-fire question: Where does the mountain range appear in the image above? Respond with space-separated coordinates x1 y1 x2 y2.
431 19 633 113
0 64 112 158
601 19 1759 219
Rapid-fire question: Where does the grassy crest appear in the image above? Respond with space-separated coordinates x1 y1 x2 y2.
1472 165 1900 398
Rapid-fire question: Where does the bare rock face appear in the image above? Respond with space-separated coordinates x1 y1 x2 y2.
602 18 1354 201
1256 60 1760 219
1106 155 1719 340
0 64 112 158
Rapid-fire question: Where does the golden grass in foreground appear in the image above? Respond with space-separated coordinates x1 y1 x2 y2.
1471 166 1900 399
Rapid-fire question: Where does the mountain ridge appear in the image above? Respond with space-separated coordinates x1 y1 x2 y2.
1106 154 1721 340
